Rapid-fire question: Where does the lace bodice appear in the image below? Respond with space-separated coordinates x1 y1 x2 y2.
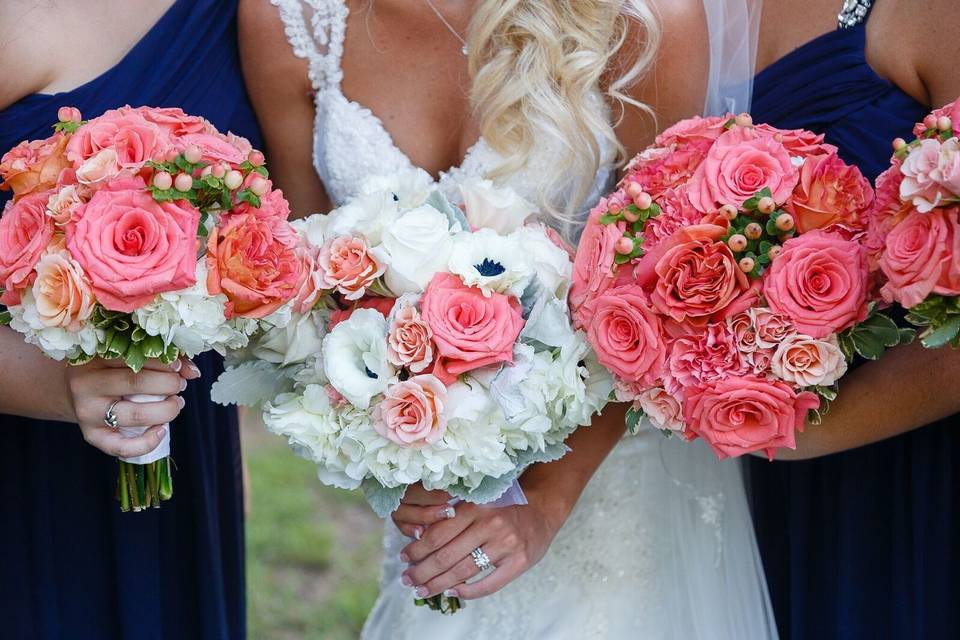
270 0 616 214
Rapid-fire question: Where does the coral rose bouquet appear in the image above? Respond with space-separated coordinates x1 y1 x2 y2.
868 98 960 347
571 113 908 459
0 106 306 511
212 170 612 613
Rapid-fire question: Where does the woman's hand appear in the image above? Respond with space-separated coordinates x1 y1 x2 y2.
391 484 457 541
65 356 200 458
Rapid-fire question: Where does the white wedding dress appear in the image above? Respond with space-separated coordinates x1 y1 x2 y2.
271 1 776 638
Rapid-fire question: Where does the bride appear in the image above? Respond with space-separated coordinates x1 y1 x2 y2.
242 0 774 637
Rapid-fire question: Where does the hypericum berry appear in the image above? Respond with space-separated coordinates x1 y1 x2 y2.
152 171 173 191
924 114 938 130
775 213 795 232
719 204 739 220
250 175 270 196
622 209 640 223
768 245 783 260
224 170 243 190
739 256 755 273
57 106 81 123
183 145 203 164
938 116 953 132
608 201 622 215
728 234 748 252
212 163 227 178
745 222 763 240
624 182 644 199
174 173 193 192
615 236 634 255
735 112 753 127
200 165 213 178
634 192 653 210
893 137 907 151
757 197 776 214
248 150 266 167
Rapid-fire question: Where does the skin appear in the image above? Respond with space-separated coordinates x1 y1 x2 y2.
0 0 194 458
246 0 960 602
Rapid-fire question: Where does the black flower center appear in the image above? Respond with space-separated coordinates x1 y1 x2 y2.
365 366 378 379
474 258 506 277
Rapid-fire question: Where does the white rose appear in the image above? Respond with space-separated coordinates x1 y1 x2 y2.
380 204 454 294
447 228 532 297
322 308 395 409
252 309 327 367
324 190 396 244
511 224 573 299
291 213 329 249
459 178 536 234
771 334 848 387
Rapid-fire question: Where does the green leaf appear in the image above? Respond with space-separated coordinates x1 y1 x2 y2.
124 344 147 373
625 407 645 434
0 309 10 326
920 315 960 349
723 117 737 129
253 166 269 178
598 213 620 225
857 312 902 347
140 335 165 359
813 384 838 402
851 331 885 360
758 187 773 199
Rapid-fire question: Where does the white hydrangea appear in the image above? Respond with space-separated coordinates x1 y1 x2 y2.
8 292 98 361
511 224 573 299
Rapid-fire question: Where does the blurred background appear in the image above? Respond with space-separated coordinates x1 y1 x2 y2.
241 411 383 640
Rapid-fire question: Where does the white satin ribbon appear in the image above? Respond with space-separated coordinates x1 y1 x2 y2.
117 393 171 464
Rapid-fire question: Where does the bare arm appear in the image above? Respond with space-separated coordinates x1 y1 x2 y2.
238 0 331 217
0 326 74 421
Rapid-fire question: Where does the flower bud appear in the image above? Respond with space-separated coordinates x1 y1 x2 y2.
184 145 203 164
152 171 173 191
248 150 266 167
634 192 653 210
250 175 270 196
615 236 634 255
735 112 753 127
174 173 193 192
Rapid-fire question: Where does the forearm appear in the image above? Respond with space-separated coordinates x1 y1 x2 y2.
777 340 960 460
520 402 627 529
0 326 75 422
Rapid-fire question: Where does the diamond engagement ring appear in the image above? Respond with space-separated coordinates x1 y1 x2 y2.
103 400 121 429
470 547 492 572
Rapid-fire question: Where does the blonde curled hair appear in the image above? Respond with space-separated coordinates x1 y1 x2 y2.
467 1 660 228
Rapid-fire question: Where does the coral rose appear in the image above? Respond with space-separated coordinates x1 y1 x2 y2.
569 201 625 327
373 374 447 447
317 235 386 301
764 230 869 337
420 273 524 385
584 284 666 386
0 133 71 199
30 250 95 330
0 190 55 304
879 207 960 308
67 179 199 312
787 152 873 233
637 387 685 433
684 375 820 460
66 108 172 169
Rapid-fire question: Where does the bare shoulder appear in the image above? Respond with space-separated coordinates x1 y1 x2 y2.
238 0 310 89
905 0 960 106
0 1 58 108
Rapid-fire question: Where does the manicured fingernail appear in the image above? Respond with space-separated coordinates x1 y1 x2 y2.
443 589 458 598
179 379 187 392
400 574 413 586
399 552 410 563
415 586 429 598
413 527 423 540
440 506 456 519
176 396 185 409
158 427 167 438
187 362 201 377
172 360 182 372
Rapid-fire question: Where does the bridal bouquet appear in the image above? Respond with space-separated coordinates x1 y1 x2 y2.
214 172 611 515
571 114 907 459
868 98 960 347
0 105 306 511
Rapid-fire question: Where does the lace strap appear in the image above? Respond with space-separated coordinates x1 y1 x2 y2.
270 0 348 90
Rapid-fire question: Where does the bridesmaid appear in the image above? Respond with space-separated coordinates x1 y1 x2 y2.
0 1 259 638
748 1 960 638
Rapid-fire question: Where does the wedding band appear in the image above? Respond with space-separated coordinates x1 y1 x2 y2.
470 547 492 572
103 400 121 429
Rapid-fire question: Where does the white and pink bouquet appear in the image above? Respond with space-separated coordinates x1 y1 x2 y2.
868 98 960 347
0 106 309 511
570 113 906 459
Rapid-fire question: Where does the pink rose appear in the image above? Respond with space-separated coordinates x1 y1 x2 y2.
373 374 447 447
584 284 666 385
317 235 385 301
763 230 868 337
786 152 873 233
67 179 199 312
66 108 172 169
75 148 123 186
569 202 625 327
637 387 685 433
751 308 795 349
753 124 837 156
206 213 303 319
668 322 746 390
0 133 71 200
728 311 759 353
865 161 910 266
291 246 322 313
684 375 820 460
46 185 84 225
770 334 848 387
621 143 709 199
176 132 247 165
935 138 960 194
386 302 434 373
30 249 95 330
879 207 960 308
0 190 55 304
688 126 798 212
654 115 728 148
328 296 394 330
639 187 702 250
120 106 208 137
899 139 954 212
420 273 524 385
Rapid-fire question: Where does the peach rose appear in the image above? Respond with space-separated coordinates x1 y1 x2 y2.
668 322 746 390
386 302 434 373
771 334 847 388
0 133 71 200
637 387 685 433
688 126 798 212
317 235 385 301
684 375 820 460
764 230 869 337
75 148 123 186
569 201 625 327
787 152 873 233
752 308 795 349
291 246 323 313
899 138 954 212
584 284 666 385
46 185 84 225
31 250 95 330
879 207 960 308
0 190 56 304
66 108 172 169
67 179 199 312
373 374 447 447
206 213 304 319
421 273 524 385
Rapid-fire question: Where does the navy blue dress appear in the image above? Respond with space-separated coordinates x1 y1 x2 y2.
0 2 260 638
749 4 958 639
